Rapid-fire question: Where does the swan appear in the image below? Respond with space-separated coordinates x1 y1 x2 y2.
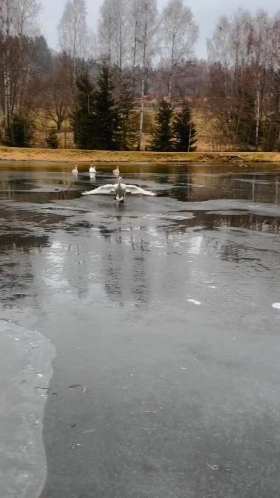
113 167 120 178
82 177 156 203
89 165 96 174
72 166 78 175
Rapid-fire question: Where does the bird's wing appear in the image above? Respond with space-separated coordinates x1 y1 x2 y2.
82 185 116 196
125 185 156 196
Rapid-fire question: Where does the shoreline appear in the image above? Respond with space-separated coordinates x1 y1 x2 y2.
1 146 280 165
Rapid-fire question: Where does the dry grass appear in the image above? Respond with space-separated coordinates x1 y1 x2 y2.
0 146 280 165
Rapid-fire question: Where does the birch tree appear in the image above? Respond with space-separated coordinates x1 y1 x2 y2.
159 0 198 100
58 0 88 75
132 0 158 149
98 0 130 70
0 0 40 36
13 0 41 35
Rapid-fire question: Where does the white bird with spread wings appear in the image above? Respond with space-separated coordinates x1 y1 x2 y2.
82 177 156 203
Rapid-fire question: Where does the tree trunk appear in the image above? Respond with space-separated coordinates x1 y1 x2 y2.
255 88 260 150
139 77 145 150
138 3 148 151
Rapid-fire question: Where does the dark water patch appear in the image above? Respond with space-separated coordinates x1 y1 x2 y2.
162 211 280 235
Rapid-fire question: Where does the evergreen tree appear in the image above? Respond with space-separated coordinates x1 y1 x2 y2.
72 72 95 149
94 65 117 150
114 77 136 150
151 100 174 152
173 102 197 152
6 114 33 148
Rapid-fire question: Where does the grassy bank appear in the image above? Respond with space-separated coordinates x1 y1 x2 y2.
1 146 280 164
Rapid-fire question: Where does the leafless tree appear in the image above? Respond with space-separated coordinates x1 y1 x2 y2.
58 0 88 77
131 0 158 149
13 0 41 35
207 9 277 150
0 0 41 131
43 54 73 132
0 0 40 36
98 0 130 70
158 0 198 100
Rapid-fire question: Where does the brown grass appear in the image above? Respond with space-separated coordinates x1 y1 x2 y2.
0 146 280 165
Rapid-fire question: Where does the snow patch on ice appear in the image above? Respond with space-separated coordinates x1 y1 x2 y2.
0 320 55 498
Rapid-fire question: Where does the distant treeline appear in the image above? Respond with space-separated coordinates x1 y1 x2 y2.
1 1 280 152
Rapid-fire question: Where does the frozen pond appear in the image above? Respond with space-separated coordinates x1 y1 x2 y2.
1 162 280 498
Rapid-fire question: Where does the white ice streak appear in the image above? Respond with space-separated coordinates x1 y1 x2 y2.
187 298 201 306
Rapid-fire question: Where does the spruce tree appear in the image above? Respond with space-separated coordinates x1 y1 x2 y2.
114 77 136 150
6 114 33 147
94 65 117 150
151 100 174 152
72 72 95 149
173 102 197 152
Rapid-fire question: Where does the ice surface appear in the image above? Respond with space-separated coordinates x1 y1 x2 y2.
0 320 55 498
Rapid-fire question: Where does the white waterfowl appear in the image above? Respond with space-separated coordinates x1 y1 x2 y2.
113 167 120 178
89 165 96 174
72 166 79 175
82 177 156 203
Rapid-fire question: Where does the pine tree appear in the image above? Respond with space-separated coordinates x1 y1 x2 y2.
173 102 197 152
114 77 136 150
151 100 174 152
6 114 33 148
94 65 117 150
72 72 95 149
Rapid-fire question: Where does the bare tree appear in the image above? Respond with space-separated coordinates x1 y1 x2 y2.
13 0 41 35
58 0 88 77
43 54 73 132
0 0 41 132
132 0 157 149
98 0 130 70
207 9 277 150
0 0 40 36
158 0 198 100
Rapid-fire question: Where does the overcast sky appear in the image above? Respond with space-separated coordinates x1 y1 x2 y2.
40 0 279 58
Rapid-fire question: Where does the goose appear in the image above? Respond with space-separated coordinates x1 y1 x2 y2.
113 167 120 178
72 166 79 175
89 165 96 174
82 177 156 203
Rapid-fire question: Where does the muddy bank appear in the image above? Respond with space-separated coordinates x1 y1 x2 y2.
1 146 280 165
